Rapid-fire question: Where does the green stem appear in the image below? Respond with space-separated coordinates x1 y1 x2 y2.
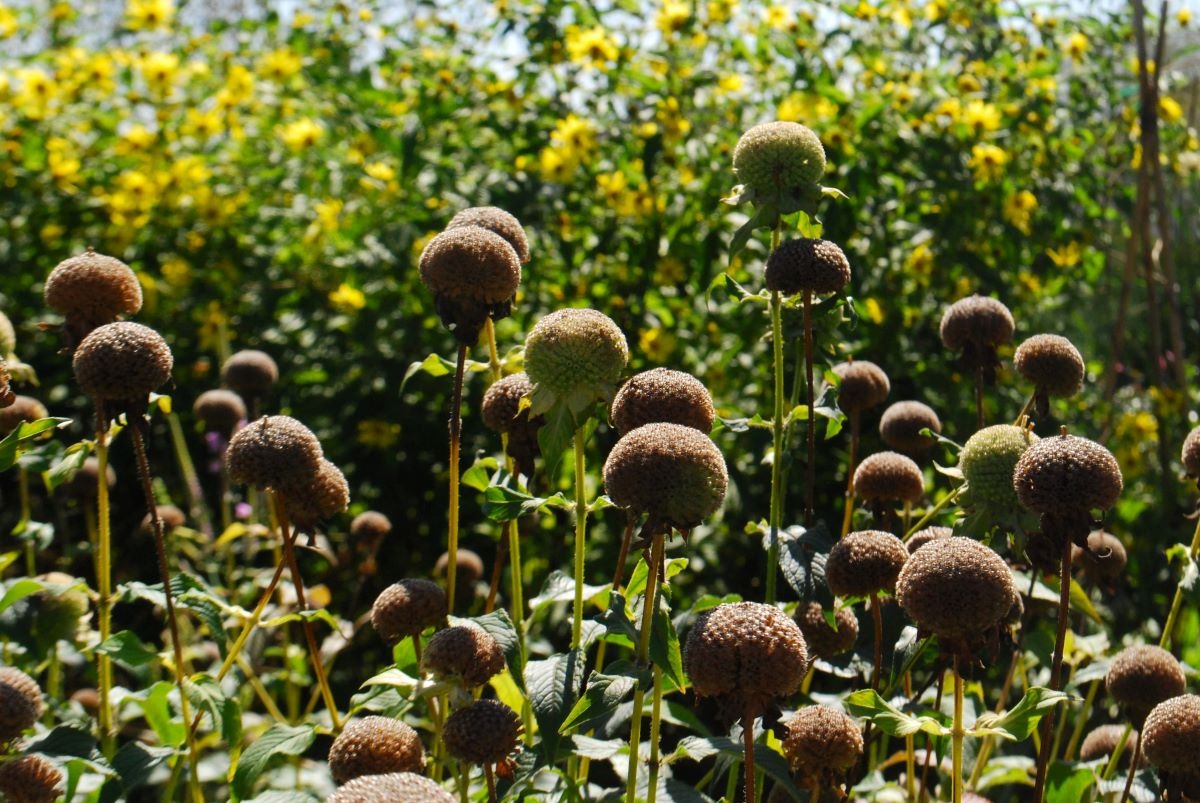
840 413 860 539
166 411 213 538
1118 720 1143 803
646 666 664 803
902 486 963 543
625 531 665 803
93 407 114 758
1160 513 1200 651
802 289 815 528
870 592 883 692
1101 724 1134 781
447 343 468 616
571 427 589 650
904 672 916 802
766 289 784 605
1063 679 1099 763
952 658 964 803
1032 539 1073 803
1014 391 1036 425
967 649 1020 789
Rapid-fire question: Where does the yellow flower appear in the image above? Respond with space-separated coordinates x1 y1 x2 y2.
639 327 677 362
126 0 173 30
656 0 690 35
1160 96 1183 123
1179 8 1191 26
280 118 324 152
1046 241 1081 268
0 5 19 37
182 107 223 139
46 138 81 190
258 49 303 81
217 64 255 108
968 143 1008 182
139 52 180 95
1064 31 1087 60
1002 190 1038 234
116 123 156 155
655 256 685 285
764 5 793 29
361 160 398 192
778 92 837 123
716 73 744 94
933 97 962 124
962 99 1001 135
329 282 366 312
315 199 342 232
40 223 65 245
565 25 618 69
161 257 191 286
357 419 401 450
925 0 946 21
862 297 885 324
905 241 934 277
14 68 57 118
957 73 981 94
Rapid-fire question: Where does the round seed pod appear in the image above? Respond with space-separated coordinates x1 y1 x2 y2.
0 754 63 803
959 425 1039 509
351 511 392 542
938 295 1014 352
31 572 89 647
1106 645 1187 725
44 249 142 328
370 579 447 645
0 396 49 436
0 667 45 743
0 359 12 409
853 451 924 504
1014 334 1085 398
1013 433 1123 514
1071 531 1127 580
603 422 728 533
481 373 534 434
420 625 505 687
225 415 324 491
326 772 455 803
825 530 908 598
764 238 851 296
831 360 890 415
73 322 173 401
683 601 808 721
895 537 1015 647
327 716 425 784
1141 695 1200 774
284 459 350 529
434 549 485 589
70 688 99 712
1079 724 1140 766
879 401 942 456
221 350 278 399
733 122 826 190
447 206 530 264
610 368 715 436
140 505 186 535
193 389 247 436
443 699 522 765
781 706 863 786
419 225 521 307
794 602 858 660
65 457 116 499
906 526 952 555
524 308 629 404
0 311 14 356
1182 426 1200 480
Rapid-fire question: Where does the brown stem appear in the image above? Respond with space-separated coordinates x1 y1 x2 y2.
483 535 508 614
841 412 860 538
447 343 468 616
742 711 757 803
973 363 984 432
612 512 637 595
1032 538 1073 803
1118 735 1142 803
870 593 884 692
803 289 815 528
485 763 497 803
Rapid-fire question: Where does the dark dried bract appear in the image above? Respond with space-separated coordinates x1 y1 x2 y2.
221 350 278 399
831 360 890 415
879 401 941 456
764 238 851 296
421 625 505 687
327 716 425 784
781 706 863 787
447 206 530 264
443 699 522 765
225 415 324 491
610 368 715 436
370 579 447 645
193 389 246 436
1106 645 1187 725
825 530 908 598
0 755 63 803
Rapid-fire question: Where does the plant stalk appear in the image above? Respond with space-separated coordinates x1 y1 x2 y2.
571 427 588 650
840 412 860 538
952 658 964 803
870 592 884 692
973 363 984 432
624 531 665 803
803 289 815 528
1032 538 1073 803
766 289 784 604
485 763 497 803
166 411 213 538
1160 513 1200 652
1118 733 1142 803
93 406 115 758
742 712 758 803
447 343 468 615
646 665 664 803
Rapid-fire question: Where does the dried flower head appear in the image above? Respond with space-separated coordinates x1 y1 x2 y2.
0 359 12 409
1014 334 1085 398
420 225 521 343
959 425 1039 509
1106 645 1187 725
1071 530 1127 580
1141 694 1200 774
825 530 908 598
480 372 543 478
1013 433 1123 514
193 389 246 437
326 772 455 803
610 368 715 437
524 308 629 412
225 415 324 491
879 401 942 456
733 122 826 203
906 526 952 555
781 706 863 787
0 396 49 436
421 625 505 687
831 360 890 415
853 451 924 503
0 667 45 743
327 716 425 784
764 238 851 296
447 206 530 264
1079 724 1140 766
65 457 116 499
370 579 447 645
351 511 393 542
795 602 858 660
221 350 278 399
443 699 522 764
73 322 173 402
939 295 1014 384
44 249 142 336
1183 426 1200 482
284 458 350 530
434 549 485 589
0 755 63 803
0 311 15 356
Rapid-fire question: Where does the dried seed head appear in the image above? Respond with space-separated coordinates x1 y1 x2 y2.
370 579 447 645
447 206 530 264
419 225 521 306
44 249 142 329
1013 433 1123 514
141 505 186 534
225 415 324 491
0 396 49 436
66 457 116 499
853 451 924 503
959 425 1039 509
327 716 425 784
0 667 45 743
1183 426 1200 480
603 422 728 532
764 238 851 296
781 706 863 786
825 530 908 598
1141 695 1200 774
1106 645 1187 724
1079 724 1140 766
421 625 505 687
442 699 522 765
733 122 826 191
0 755 63 803
193 389 247 436
938 295 1014 351
284 459 350 529
906 526 953 555
434 549 485 588
610 368 715 437
524 308 629 405
0 359 12 409
326 772 455 803
683 602 807 720
221 350 278 399
0 311 14 356
73 322 173 401
831 360 890 415
794 602 858 660
481 373 535 434
1014 334 1085 398
879 401 942 456
351 511 393 541
896 537 1015 647
1071 531 1127 580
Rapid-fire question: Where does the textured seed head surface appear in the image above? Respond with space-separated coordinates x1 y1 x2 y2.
419 225 521 305
0 396 49 436
327 716 425 784
73 322 173 401
0 754 63 803
325 772 455 803
193 389 246 436
853 451 924 503
1141 694 1200 773
879 401 942 455
524 308 629 401
959 425 1039 508
906 526 953 555
434 549 485 588
44 249 143 324
481 372 535 434
225 415 323 491
442 699 522 764
351 511 393 541
1106 645 1187 722
781 706 863 781
610 368 715 436
1071 530 1127 579
825 530 908 598
733 122 826 189
284 458 350 527
447 206 530 264
0 311 14 356
221 350 278 398
421 625 505 687
603 422 728 531
939 295 1014 350
1013 434 1123 514
896 537 1015 643
764 238 851 296
1014 334 1085 397
795 602 859 659
1183 426 1200 479
1079 724 1140 765
831 360 890 414
0 359 11 408
0 666 45 742
683 602 807 718
370 579 447 645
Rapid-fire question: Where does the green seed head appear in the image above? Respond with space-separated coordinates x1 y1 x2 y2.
370 579 447 646
879 401 942 456
795 602 858 660
72 322 173 402
1014 334 1085 398
221 350 278 399
193 389 247 437
781 706 863 786
44 248 143 329
0 666 45 743
447 206 530 264
1013 433 1123 514
0 396 49 436
733 121 826 192
939 295 1014 351
0 755 63 803
327 716 425 784
853 451 924 503
326 773 455 803
831 360 890 415
825 530 908 598
443 699 522 765
421 625 506 688
764 238 851 296
1141 694 1200 774
959 425 1039 509
1106 645 1187 724
896 536 1015 646
524 308 628 411
610 368 715 437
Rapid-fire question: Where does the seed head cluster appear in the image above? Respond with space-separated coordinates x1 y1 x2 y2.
326 772 455 803
896 537 1015 648
327 716 425 784
420 625 506 687
221 350 278 399
764 238 851 296
0 359 12 409
825 530 908 598
72 322 173 402
1141 694 1200 774
781 706 863 787
442 699 522 764
610 368 715 436
1013 334 1085 398
959 425 1038 509
0 754 63 803
1106 644 1187 724
795 602 858 660
0 666 45 743
1013 433 1123 514
853 451 924 503
420 225 521 306
44 249 143 331
447 206 530 264
831 360 890 415
524 308 629 406
370 579 447 645
193 389 247 436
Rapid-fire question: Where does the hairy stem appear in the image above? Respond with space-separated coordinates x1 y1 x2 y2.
766 289 785 604
742 712 757 803
485 763 497 803
1032 539 1073 803
952 658 964 803
624 531 665 803
447 343 468 615
870 593 884 692
572 427 588 650
646 666 664 803
973 363 984 432
93 405 114 758
1118 728 1142 803
803 289 815 527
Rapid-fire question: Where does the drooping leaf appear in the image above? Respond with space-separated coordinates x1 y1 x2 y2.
525 648 585 763
26 725 102 760
774 523 834 600
649 605 685 689
110 740 174 794
467 609 525 692
231 723 317 800
560 670 638 734
969 686 1070 741
844 689 950 738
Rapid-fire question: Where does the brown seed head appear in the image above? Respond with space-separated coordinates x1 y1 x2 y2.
0 359 12 409
825 530 908 598
1183 426 1200 479
73 322 173 401
221 350 278 398
327 716 425 784
0 396 49 436
1013 433 1123 514
442 699 522 765
351 511 393 541
794 602 858 660
225 415 324 491
610 368 715 437
419 225 521 306
0 755 63 803
370 579 447 645
853 451 924 503
906 526 952 555
421 625 505 687
895 537 1015 645
781 706 863 785
481 372 534 434
1141 694 1200 774
831 360 890 414
764 238 851 296
1071 531 1127 580
325 772 455 803
447 206 530 264
1106 645 1187 724
0 667 45 743
879 401 941 456
140 505 186 535
1079 724 1140 766
44 249 142 327
938 295 1014 351
193 389 247 436
434 549 485 588
284 459 350 529
1014 334 1085 398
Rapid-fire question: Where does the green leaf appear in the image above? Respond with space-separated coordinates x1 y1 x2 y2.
94 631 159 668
969 686 1070 741
0 418 70 472
774 523 834 600
261 607 341 631
625 556 687 599
728 203 778 263
1166 542 1198 591
1046 761 1099 803
525 648 585 763
110 740 174 794
482 485 570 523
845 689 950 737
596 592 638 647
534 400 577 472
135 681 186 748
468 609 525 692
231 723 317 800
649 605 684 689
461 457 499 492
569 734 625 760
529 571 607 617
672 735 804 800
0 577 48 614
360 667 450 699
26 725 102 760
245 793 321 803
186 675 242 748
560 670 638 734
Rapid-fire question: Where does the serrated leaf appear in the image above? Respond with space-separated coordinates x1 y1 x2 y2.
597 592 639 646
94 630 159 667
560 671 638 734
570 734 625 760
110 740 174 793
482 485 570 522
845 689 950 737
529 570 607 616
968 686 1069 741
26 725 101 760
136 681 186 748
231 723 317 800
649 606 684 689
774 523 834 600
467 609 525 692
186 675 242 747
525 648 585 762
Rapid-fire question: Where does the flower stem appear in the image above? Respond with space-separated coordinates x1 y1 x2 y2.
93 405 115 758
1160 513 1200 651
1118 730 1142 803
1032 538 1073 803
952 658 964 803
840 412 860 538
624 531 665 803
803 289 815 528
973 363 984 432
485 763 497 803
571 426 588 650
447 343 468 616
766 289 784 605
742 712 758 803
646 665 664 803
166 411 213 538
870 592 883 692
